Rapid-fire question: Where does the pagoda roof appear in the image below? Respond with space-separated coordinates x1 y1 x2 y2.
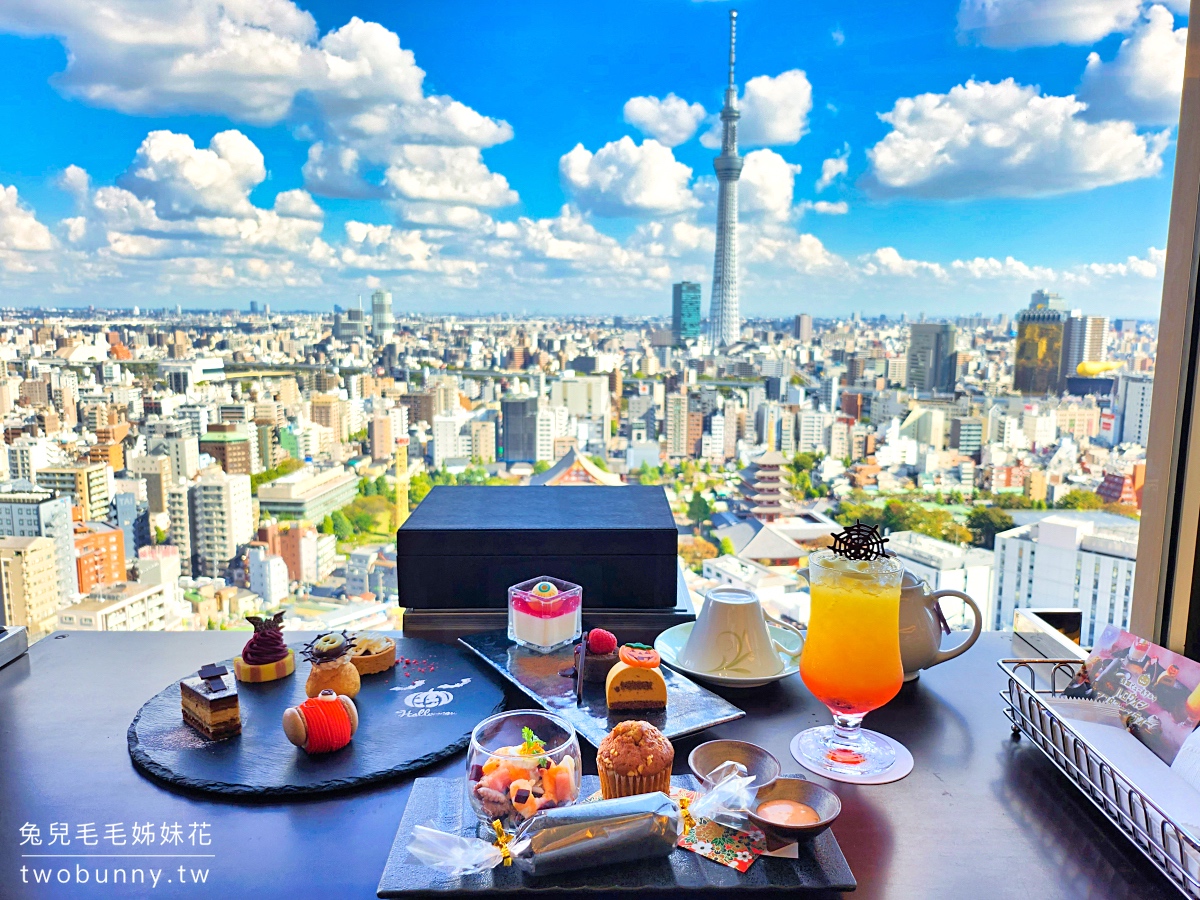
528 446 624 486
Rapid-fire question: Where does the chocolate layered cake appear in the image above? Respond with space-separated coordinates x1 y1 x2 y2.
180 663 241 740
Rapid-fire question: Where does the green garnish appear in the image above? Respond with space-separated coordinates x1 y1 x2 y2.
522 726 549 765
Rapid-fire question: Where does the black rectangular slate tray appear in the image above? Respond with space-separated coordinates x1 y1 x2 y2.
377 775 856 897
459 630 744 747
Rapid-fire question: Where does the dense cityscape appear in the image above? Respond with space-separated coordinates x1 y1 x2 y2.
0 284 1153 648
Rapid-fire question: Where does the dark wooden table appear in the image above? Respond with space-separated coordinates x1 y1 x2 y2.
0 631 1180 899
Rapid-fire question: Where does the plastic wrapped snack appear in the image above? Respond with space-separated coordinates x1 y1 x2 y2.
408 762 757 878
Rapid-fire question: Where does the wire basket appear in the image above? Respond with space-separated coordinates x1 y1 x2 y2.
1000 658 1200 897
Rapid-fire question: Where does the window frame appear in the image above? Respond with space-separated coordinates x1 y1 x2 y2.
1131 7 1200 655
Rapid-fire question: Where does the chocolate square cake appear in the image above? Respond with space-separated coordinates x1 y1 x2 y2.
180 666 241 740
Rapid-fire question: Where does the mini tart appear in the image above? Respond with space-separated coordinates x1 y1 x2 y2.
234 648 295 683
305 657 361 698
350 633 396 675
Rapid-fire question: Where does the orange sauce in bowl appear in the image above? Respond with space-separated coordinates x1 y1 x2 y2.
756 799 821 827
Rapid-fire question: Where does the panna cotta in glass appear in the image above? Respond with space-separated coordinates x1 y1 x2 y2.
508 576 583 652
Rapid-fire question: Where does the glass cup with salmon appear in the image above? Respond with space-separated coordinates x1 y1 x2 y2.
795 550 906 777
466 710 581 830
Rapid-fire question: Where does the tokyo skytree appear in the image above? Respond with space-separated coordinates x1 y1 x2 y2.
708 9 743 348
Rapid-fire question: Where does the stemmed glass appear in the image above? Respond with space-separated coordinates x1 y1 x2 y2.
795 549 906 777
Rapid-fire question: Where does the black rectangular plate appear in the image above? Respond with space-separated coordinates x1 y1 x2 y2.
376 775 857 896
458 630 744 747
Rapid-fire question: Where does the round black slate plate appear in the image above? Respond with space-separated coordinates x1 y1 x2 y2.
128 637 505 799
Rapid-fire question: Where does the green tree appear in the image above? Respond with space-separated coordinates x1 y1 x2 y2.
374 475 390 498
319 514 335 535
409 472 433 507
588 454 609 472
331 510 355 540
688 493 712 528
154 526 168 545
719 536 736 556
1057 489 1105 510
361 478 378 497
533 460 552 474
967 507 1015 550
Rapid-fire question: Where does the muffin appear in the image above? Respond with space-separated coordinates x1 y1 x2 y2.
596 720 674 799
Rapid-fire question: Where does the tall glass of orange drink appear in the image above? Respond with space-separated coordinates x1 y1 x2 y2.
796 549 905 777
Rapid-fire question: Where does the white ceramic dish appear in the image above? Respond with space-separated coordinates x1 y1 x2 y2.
655 621 801 688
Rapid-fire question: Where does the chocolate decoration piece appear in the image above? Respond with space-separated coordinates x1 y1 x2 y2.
198 663 229 692
513 788 530 805
830 520 889 561
469 764 484 781
300 631 356 665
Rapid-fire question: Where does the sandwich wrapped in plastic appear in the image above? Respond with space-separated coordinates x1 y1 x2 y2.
408 762 757 878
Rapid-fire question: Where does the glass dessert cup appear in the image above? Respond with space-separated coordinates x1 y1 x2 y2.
466 710 582 832
507 576 583 653
795 550 906 778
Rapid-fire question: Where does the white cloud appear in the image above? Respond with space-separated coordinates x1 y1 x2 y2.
560 138 699 217
702 70 813 148
743 226 847 274
951 255 1064 281
956 0 1143 48
831 27 845 46
623 94 707 147
738 150 802 221
1079 5 1186 126
117 130 265 220
0 3 515 203
816 145 850 191
384 146 517 208
798 200 850 215
273 189 323 220
0 185 53 256
861 247 947 278
866 78 1169 198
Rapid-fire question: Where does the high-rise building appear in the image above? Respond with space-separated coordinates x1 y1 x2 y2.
128 454 172 514
189 469 254 578
501 396 540 463
1119 373 1154 446
8 436 53 483
794 313 813 343
74 521 126 594
37 463 110 522
671 282 702 345
666 392 690 458
370 289 394 341
0 536 59 638
199 423 252 475
368 415 393 461
311 394 348 442
0 486 77 603
906 323 958 394
707 11 743 348
1062 313 1109 376
248 546 289 606
1014 291 1069 395
167 481 193 575
992 516 1136 643
109 491 151 560
949 417 984 454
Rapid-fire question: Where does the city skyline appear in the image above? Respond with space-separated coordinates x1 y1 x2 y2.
0 0 1186 316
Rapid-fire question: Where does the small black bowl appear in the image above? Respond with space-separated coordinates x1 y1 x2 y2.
687 739 781 789
747 776 841 845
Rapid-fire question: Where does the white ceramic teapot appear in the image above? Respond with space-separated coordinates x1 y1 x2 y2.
898 571 982 681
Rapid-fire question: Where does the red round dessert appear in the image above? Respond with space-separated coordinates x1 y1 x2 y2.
587 629 617 655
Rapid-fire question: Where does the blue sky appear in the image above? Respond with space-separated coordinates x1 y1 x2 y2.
0 0 1186 318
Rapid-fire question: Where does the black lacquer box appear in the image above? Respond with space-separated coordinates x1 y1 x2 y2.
397 485 679 610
